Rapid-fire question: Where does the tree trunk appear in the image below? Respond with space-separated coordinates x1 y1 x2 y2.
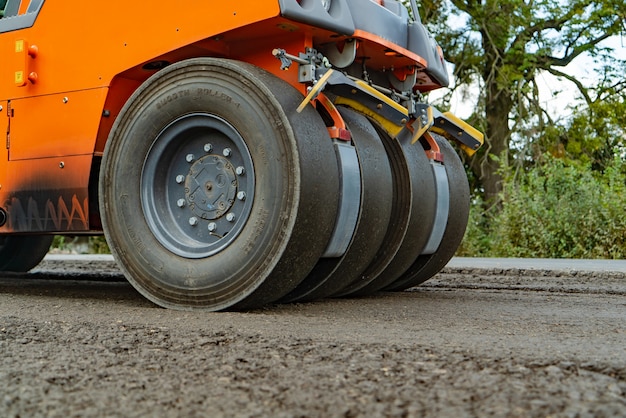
471 27 514 206
480 86 512 205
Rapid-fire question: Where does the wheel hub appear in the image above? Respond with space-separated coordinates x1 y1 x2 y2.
186 155 237 220
141 113 255 258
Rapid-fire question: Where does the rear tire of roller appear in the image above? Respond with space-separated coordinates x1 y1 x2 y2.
0 235 53 272
99 58 339 311
282 107 393 302
337 123 437 297
385 134 470 291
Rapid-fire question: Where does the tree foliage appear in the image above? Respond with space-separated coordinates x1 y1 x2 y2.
398 0 626 258
410 0 626 203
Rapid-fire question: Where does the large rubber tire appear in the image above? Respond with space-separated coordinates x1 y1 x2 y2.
336 122 437 297
0 235 53 272
282 107 393 302
385 134 470 291
99 58 339 311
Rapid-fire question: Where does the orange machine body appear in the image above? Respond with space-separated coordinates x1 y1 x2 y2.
0 0 438 234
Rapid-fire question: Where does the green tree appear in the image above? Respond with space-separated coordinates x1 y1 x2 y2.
411 0 626 204
535 91 626 170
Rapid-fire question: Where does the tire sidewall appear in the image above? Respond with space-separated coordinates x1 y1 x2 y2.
100 59 299 309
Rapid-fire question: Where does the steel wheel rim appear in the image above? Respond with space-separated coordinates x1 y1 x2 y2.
141 113 255 259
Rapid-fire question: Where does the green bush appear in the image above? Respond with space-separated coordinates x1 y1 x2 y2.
456 196 492 257
460 155 626 259
51 235 110 254
88 236 111 254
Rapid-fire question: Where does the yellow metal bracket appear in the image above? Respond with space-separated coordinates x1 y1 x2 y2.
411 103 434 144
295 67 483 156
297 69 335 113
430 110 484 156
297 68 410 139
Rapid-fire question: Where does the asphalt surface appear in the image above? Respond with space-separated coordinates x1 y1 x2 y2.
1 256 625 417
448 257 626 273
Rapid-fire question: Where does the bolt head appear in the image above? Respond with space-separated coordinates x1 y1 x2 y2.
204 143 213 153
186 154 195 163
207 222 217 232
236 191 246 201
226 213 236 222
235 166 245 176
223 148 232 157
177 199 186 208
189 217 199 226
176 175 185 184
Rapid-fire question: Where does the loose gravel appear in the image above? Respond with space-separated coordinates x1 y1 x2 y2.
0 259 624 417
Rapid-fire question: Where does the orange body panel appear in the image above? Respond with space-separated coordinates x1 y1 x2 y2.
9 88 108 160
1 1 281 98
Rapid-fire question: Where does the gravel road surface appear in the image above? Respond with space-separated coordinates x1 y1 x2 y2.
1 256 625 417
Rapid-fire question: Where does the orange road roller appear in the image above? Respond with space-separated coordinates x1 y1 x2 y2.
0 0 482 310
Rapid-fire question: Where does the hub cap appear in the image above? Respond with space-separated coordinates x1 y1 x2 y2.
141 113 255 258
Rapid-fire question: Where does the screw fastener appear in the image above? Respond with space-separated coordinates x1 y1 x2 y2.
236 191 246 201
177 199 186 208
208 222 217 232
186 154 195 163
235 166 245 176
226 213 236 222
176 175 185 184
189 217 199 226
223 148 232 157
204 143 213 153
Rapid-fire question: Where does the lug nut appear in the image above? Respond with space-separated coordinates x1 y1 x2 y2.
236 191 246 201
208 222 217 232
176 175 185 184
186 154 195 163
204 143 213 153
226 213 236 222
223 148 232 157
235 166 245 176
177 199 186 208
189 217 199 226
